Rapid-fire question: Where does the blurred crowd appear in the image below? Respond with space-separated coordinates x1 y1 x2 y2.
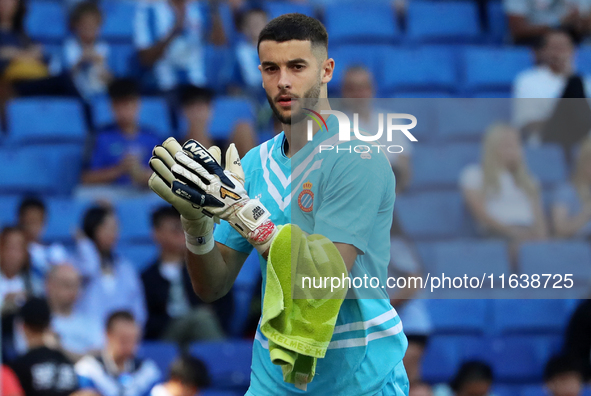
1 0 591 395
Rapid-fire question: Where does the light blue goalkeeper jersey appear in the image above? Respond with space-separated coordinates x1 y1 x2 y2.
214 115 409 396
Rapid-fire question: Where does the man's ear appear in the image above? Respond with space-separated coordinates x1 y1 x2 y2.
321 58 334 84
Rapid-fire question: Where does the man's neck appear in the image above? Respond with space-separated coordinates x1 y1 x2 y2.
283 97 332 158
104 348 128 373
50 301 74 317
120 124 138 136
26 333 46 349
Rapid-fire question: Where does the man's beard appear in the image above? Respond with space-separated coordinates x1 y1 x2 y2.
266 81 321 125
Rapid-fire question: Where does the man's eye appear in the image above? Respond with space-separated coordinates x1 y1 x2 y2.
265 66 277 72
293 65 304 70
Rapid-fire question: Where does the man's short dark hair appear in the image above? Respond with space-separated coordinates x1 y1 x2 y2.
20 297 51 332
108 78 140 101
257 13 328 53
18 197 46 218
106 310 135 332
169 355 211 389
178 84 214 107
544 355 584 382
69 1 102 30
151 205 180 229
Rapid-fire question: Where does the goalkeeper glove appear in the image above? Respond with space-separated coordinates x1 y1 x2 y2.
170 140 278 255
148 137 220 255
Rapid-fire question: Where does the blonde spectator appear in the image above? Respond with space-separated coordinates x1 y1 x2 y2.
460 123 548 245
552 137 591 238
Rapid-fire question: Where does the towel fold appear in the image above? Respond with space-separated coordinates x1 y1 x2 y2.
260 224 348 391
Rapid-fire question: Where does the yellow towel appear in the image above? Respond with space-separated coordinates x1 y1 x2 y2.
260 224 348 390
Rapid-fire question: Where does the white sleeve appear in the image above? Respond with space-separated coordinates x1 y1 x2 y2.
459 164 483 191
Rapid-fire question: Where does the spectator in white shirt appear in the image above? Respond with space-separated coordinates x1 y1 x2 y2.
63 2 112 101
17 198 68 295
46 264 103 360
460 123 548 253
134 0 226 93
504 0 591 45
513 29 591 163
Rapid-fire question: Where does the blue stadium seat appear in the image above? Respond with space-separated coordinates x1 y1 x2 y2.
436 99 512 141
422 335 488 383
492 300 572 335
407 1 481 44
116 242 159 273
209 97 255 140
137 341 179 377
519 241 591 289
493 385 523 396
91 96 172 139
576 45 591 75
0 195 20 229
6 98 86 145
25 1 66 43
204 45 236 94
433 239 510 279
229 250 261 337
487 1 508 44
410 142 481 190
108 44 136 77
44 198 95 242
0 148 55 195
523 145 567 188
381 46 457 95
395 191 473 239
22 144 84 195
265 2 315 20
100 1 137 41
463 47 532 94
324 2 399 46
491 335 561 382
190 340 253 391
115 195 163 242
471 91 512 98
330 45 386 92
426 299 488 334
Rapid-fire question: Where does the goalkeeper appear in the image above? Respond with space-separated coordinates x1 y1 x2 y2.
148 13 409 396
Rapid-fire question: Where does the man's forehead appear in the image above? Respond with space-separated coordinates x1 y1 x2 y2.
258 39 323 62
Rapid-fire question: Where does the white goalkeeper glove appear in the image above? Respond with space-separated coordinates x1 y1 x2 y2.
148 137 219 255
170 140 277 255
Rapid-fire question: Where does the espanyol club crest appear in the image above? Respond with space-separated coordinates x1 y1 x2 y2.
298 182 314 213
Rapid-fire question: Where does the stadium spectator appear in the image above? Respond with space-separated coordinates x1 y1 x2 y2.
75 205 147 328
133 0 226 93
460 123 548 252
564 299 591 380
235 7 267 95
81 78 159 190
10 297 80 396
544 355 584 396
341 66 412 193
17 197 69 294
504 0 591 45
409 381 433 396
149 355 210 396
1 365 24 396
46 264 104 359
142 205 231 345
63 1 112 101
552 137 591 238
179 84 256 156
75 311 161 396
433 361 493 396
513 29 591 159
0 226 31 316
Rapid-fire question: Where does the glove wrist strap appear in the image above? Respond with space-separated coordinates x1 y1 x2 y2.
185 230 215 255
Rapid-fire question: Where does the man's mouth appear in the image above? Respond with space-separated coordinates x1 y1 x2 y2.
276 95 295 108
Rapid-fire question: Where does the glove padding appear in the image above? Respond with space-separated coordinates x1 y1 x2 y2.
148 137 218 239
170 140 277 253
